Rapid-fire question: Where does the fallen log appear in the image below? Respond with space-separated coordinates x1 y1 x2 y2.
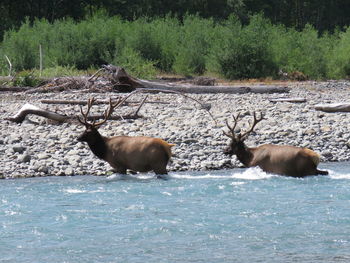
138 79 289 94
1 64 290 94
0 85 31 92
5 101 144 124
5 103 70 123
314 103 350 112
42 88 215 123
91 64 290 94
269 97 307 103
40 99 169 105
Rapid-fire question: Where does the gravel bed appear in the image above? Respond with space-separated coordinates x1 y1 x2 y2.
1 81 349 179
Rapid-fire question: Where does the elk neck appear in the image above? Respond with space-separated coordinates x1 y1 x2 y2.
235 142 254 167
87 132 108 160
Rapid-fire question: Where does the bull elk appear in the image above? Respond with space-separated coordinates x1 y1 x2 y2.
77 97 175 176
223 112 328 177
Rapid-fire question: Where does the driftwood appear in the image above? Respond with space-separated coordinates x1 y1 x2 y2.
5 104 70 123
5 88 217 126
137 79 289 94
40 99 169 106
269 97 307 103
91 65 289 94
5 96 147 124
89 65 142 92
0 85 31 92
24 77 91 94
314 103 350 112
41 88 216 123
0 64 289 94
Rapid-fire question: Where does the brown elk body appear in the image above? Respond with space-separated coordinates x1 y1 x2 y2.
77 98 174 176
223 113 328 177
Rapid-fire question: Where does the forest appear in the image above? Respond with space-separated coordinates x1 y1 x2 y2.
1 0 350 80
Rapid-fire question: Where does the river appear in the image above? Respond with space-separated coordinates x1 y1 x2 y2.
1 162 350 262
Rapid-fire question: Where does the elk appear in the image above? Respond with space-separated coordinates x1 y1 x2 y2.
77 97 175 177
223 112 328 177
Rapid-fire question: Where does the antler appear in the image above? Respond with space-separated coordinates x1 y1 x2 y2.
78 97 123 127
78 97 95 126
223 113 240 139
240 112 264 140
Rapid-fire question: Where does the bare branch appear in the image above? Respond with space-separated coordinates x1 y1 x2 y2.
4 55 12 77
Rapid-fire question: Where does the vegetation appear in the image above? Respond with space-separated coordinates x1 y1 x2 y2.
1 0 350 38
1 0 350 80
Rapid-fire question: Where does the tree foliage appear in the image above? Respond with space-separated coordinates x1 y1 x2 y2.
1 0 350 40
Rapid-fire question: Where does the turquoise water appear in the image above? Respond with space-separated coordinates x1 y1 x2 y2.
1 163 350 263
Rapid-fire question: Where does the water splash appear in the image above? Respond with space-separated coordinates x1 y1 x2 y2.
103 164 349 182
231 167 275 180
63 188 87 194
170 167 274 180
328 169 350 180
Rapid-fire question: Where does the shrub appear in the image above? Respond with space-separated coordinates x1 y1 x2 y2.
211 14 278 79
112 46 157 79
271 24 331 79
1 19 41 71
0 13 346 80
173 15 215 75
12 71 43 87
327 27 350 79
147 16 180 72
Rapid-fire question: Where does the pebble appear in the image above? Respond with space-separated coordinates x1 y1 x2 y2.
19 154 31 163
1 80 350 178
13 145 26 153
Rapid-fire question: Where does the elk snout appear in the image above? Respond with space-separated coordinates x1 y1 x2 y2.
77 135 84 142
77 132 87 142
224 146 233 155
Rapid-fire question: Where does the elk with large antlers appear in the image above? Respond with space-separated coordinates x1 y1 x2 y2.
223 112 328 177
77 97 175 177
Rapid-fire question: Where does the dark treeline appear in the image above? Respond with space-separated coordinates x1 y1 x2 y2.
1 0 350 39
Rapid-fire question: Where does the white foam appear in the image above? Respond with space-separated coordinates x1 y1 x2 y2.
64 188 86 194
170 167 274 180
63 188 105 194
328 170 350 180
106 174 154 181
231 167 275 180
103 167 347 182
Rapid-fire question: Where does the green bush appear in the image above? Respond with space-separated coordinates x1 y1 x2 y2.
0 13 348 80
211 14 278 79
173 15 215 76
327 27 350 79
271 24 331 79
113 47 157 79
1 19 40 71
12 71 43 87
126 18 162 67
45 15 119 69
147 16 180 72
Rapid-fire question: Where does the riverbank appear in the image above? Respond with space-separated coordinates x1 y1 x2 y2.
1 80 349 179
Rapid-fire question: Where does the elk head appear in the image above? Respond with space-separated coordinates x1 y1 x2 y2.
77 97 122 144
223 112 264 155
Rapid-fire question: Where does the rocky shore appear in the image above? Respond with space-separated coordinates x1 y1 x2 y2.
1 80 349 179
